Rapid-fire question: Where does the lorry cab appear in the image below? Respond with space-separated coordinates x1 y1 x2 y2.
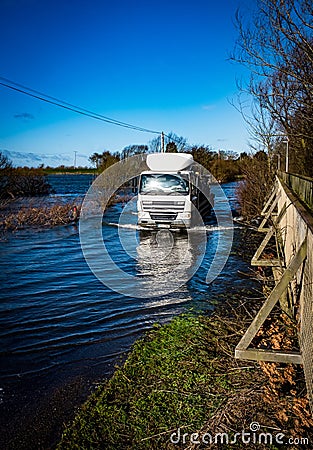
137 153 213 229
138 170 193 228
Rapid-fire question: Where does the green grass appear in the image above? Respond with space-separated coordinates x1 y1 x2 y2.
57 312 257 450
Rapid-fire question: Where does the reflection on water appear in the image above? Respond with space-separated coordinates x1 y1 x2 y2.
135 229 206 296
80 193 208 298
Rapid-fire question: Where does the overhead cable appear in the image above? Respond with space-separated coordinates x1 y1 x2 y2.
0 76 161 135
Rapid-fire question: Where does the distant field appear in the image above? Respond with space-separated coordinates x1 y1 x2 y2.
43 168 97 175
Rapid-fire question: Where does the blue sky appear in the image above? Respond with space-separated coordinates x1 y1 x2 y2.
0 0 253 167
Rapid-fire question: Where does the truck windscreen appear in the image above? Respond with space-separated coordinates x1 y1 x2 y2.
139 174 189 195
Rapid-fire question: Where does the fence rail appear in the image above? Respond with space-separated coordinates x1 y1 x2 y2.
272 176 313 413
236 174 313 414
278 171 313 210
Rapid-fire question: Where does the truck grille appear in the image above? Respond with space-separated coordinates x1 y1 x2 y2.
142 200 185 212
149 213 178 221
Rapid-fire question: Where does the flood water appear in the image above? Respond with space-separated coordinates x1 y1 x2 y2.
0 175 258 449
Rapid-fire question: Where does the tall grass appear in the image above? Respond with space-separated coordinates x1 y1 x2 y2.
0 201 80 231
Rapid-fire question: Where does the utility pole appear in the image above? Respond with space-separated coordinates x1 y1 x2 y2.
285 137 289 173
74 151 77 168
261 133 289 173
161 132 165 153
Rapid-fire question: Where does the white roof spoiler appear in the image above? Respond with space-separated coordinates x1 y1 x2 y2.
146 153 194 171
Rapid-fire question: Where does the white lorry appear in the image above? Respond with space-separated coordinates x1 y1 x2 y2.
137 153 213 229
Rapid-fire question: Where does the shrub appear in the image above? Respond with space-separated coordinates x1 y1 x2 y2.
6 168 51 198
0 152 51 198
237 153 274 220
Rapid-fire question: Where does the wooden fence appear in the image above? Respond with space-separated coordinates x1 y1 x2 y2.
236 171 313 412
278 171 313 211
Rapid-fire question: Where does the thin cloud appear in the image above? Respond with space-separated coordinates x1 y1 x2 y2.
202 104 215 111
14 112 35 121
3 150 43 162
3 150 71 165
2 150 90 167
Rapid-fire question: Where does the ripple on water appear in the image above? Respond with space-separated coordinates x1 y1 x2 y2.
0 181 257 448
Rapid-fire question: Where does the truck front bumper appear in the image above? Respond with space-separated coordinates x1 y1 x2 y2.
138 213 191 229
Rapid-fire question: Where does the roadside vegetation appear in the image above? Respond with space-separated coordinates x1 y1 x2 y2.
236 151 274 220
0 152 77 232
232 0 313 220
0 201 80 231
87 142 243 183
231 0 313 178
43 166 97 174
0 152 50 200
58 283 313 449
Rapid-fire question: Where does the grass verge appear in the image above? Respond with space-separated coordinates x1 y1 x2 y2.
58 312 256 449
57 291 313 449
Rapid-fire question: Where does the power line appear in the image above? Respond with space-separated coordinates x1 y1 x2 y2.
0 76 189 150
0 76 162 135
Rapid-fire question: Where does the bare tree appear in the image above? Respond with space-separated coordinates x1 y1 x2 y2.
89 151 120 170
89 152 103 169
0 151 12 170
232 0 313 175
120 145 148 160
149 132 188 153
237 152 274 219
